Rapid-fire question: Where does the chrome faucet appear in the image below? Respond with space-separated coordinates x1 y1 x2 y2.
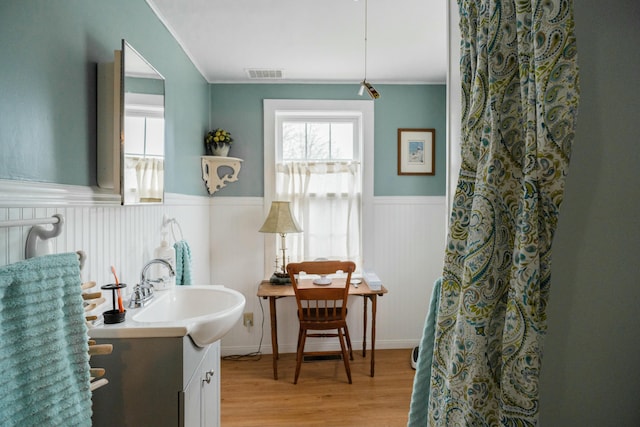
128 258 176 308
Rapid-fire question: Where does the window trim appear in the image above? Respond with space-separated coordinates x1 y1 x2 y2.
263 99 375 276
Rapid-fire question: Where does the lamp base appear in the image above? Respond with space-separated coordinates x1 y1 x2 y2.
269 273 291 285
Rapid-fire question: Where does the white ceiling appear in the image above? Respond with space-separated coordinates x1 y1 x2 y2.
146 0 447 84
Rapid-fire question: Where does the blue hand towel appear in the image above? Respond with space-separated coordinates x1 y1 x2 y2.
0 253 91 427
173 240 192 286
407 277 442 427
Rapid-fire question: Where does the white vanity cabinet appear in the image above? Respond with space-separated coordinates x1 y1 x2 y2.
92 336 220 427
182 339 220 427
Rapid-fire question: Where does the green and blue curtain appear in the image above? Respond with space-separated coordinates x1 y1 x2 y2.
409 0 580 425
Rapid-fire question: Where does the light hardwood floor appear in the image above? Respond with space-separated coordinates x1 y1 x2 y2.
221 349 416 427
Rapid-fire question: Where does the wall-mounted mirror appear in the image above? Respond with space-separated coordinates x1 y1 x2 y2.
121 40 165 204
97 40 166 205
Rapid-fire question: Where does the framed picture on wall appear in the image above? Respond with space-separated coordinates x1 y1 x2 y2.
397 128 435 175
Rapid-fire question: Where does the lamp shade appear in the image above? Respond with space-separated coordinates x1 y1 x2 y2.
259 201 302 234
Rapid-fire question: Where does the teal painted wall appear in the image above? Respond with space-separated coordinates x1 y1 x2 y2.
209 84 446 197
0 1 444 198
0 0 208 194
538 1 640 425
125 77 164 95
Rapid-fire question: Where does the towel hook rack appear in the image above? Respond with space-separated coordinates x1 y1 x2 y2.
0 214 62 229
25 214 65 259
0 214 65 259
162 215 184 242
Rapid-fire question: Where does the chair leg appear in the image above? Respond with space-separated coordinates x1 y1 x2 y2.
296 327 304 354
343 324 354 360
294 328 306 384
338 329 352 384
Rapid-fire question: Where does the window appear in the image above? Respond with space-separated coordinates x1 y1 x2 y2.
264 100 374 275
124 93 165 158
122 93 165 203
280 119 357 161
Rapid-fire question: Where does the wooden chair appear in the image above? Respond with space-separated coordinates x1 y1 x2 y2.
286 260 356 384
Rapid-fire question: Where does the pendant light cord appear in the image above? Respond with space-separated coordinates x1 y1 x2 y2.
363 0 368 82
358 0 379 99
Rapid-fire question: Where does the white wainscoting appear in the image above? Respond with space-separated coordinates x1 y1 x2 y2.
0 181 211 305
211 196 447 356
1 180 447 357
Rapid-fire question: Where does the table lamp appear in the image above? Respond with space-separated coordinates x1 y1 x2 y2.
259 201 302 282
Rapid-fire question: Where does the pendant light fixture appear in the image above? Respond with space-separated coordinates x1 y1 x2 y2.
358 0 380 99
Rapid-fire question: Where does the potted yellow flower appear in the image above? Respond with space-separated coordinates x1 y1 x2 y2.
204 128 233 156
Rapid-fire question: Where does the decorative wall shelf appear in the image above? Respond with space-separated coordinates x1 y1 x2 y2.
201 156 243 195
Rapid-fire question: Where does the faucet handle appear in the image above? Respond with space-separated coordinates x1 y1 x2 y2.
128 286 144 308
140 285 154 298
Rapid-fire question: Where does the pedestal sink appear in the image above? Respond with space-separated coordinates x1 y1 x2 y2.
89 285 245 347
133 285 245 346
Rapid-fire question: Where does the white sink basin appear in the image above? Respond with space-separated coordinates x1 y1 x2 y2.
132 285 245 347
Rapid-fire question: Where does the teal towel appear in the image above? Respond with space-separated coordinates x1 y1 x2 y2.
173 240 192 286
0 253 91 427
407 277 442 427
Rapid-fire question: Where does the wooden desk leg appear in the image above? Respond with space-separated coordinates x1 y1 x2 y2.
370 294 377 377
362 296 368 357
268 296 279 380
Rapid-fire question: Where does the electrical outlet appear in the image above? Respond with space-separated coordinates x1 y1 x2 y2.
243 312 253 328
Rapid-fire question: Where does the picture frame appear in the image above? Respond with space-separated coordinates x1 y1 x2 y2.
397 128 435 175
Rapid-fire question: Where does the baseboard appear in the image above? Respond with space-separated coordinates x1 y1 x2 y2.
220 339 420 357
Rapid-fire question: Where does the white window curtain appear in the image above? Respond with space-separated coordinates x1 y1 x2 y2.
276 161 361 267
123 157 164 203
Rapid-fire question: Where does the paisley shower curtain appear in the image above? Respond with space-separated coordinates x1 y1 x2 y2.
409 0 579 425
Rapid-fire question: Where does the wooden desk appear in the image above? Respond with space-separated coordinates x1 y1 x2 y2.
257 278 388 380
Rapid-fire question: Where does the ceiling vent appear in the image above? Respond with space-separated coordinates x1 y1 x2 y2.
246 69 284 79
